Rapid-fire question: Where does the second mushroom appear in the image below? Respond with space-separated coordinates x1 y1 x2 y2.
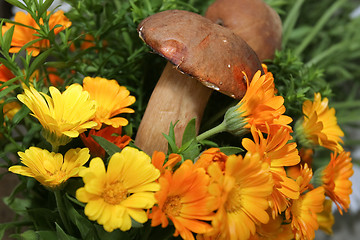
135 10 263 155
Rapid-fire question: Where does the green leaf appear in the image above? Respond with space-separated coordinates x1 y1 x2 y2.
163 121 178 153
28 48 53 77
40 0 55 16
1 25 14 53
5 0 28 10
181 118 197 146
55 223 78 240
91 135 121 157
0 85 19 99
12 105 30 125
95 225 130 240
219 146 244 156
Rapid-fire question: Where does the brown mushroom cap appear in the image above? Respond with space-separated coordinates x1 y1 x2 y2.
205 0 282 61
138 9 263 99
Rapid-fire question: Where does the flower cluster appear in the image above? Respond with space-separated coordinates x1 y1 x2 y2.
0 1 355 240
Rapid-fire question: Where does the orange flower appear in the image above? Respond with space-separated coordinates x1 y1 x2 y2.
0 64 15 83
83 76 136 129
151 151 182 174
194 148 228 172
234 70 292 133
202 153 273 240
80 126 131 158
285 164 325 240
297 92 344 152
242 126 300 217
249 212 293 240
321 151 353 214
30 67 64 87
149 160 215 240
317 199 335 235
1 11 71 56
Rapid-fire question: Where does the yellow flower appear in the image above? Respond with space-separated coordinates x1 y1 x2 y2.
76 147 160 232
9 147 90 189
17 84 97 148
202 152 273 240
285 164 325 240
321 151 353 214
242 126 300 218
317 199 335 235
297 92 344 152
227 70 292 135
149 160 215 240
83 77 136 129
1 11 71 56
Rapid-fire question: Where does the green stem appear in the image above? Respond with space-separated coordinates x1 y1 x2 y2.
196 121 227 142
305 42 345 67
54 189 73 235
294 0 346 56
330 101 360 109
282 0 305 48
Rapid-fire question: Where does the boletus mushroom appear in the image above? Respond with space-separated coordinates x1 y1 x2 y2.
135 10 263 154
205 0 282 61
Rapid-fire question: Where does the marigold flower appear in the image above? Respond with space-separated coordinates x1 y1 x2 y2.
321 151 353 214
83 76 135 129
242 126 300 217
151 151 181 174
0 64 15 83
76 147 160 232
1 11 71 56
296 92 344 152
80 126 131 158
194 148 228 172
17 84 97 148
249 212 293 240
225 70 292 136
317 199 335 235
149 160 214 240
9 147 90 188
285 164 325 240
202 152 273 240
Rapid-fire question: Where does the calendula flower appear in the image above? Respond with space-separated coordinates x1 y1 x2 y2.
0 64 15 83
227 70 292 134
242 126 300 217
285 164 325 240
317 199 335 235
296 92 344 152
197 70 292 141
151 151 181 174
249 212 293 240
202 153 273 240
9 147 90 189
2 100 21 121
321 151 353 214
83 77 136 129
76 147 160 232
149 160 214 240
194 148 228 172
1 11 71 56
17 84 97 149
80 126 131 158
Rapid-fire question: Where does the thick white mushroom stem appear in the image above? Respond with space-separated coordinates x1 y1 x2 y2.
135 62 213 154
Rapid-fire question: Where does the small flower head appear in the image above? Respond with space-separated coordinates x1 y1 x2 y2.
17 84 97 148
80 126 131 158
321 151 353 214
204 152 273 240
296 92 344 152
285 164 325 240
83 77 136 129
76 147 160 232
242 126 300 217
9 147 90 189
149 160 214 240
224 70 292 136
194 148 228 172
151 151 181 174
1 11 71 56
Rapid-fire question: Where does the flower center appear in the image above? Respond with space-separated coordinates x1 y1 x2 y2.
102 181 128 205
163 195 182 216
225 183 243 213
